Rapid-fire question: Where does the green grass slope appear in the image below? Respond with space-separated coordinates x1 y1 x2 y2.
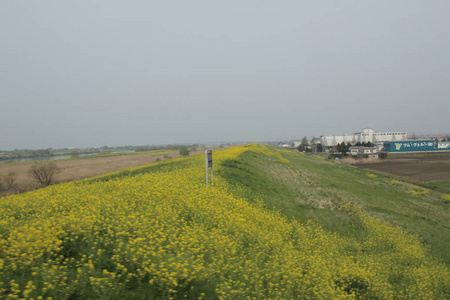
423 180 450 194
218 146 450 266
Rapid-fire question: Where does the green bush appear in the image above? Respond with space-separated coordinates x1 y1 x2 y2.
179 147 190 156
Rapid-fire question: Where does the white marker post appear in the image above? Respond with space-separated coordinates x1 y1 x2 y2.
205 149 213 186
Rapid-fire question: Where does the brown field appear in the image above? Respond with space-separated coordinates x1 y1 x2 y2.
0 147 221 197
352 152 450 182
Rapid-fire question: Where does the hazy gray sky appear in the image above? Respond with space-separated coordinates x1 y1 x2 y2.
1 1 449 150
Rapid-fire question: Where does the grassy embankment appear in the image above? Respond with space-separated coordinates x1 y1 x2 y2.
218 146 450 266
0 144 449 299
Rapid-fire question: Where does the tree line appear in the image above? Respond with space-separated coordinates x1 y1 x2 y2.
135 144 199 152
296 137 375 153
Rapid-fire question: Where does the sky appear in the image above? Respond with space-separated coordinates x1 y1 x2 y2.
1 1 449 150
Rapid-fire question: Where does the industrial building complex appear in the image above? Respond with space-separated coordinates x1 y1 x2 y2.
318 128 450 156
320 128 407 152
285 128 450 157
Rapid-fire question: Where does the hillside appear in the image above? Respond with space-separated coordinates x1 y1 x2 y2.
218 146 450 266
0 144 449 299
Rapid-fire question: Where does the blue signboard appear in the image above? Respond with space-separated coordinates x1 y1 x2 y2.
382 140 450 153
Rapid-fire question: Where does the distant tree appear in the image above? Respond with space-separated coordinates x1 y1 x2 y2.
311 136 321 146
337 142 349 153
336 142 350 153
2 171 17 190
32 149 51 157
335 142 342 153
359 142 373 147
135 147 151 152
316 143 323 153
29 161 61 186
5 171 17 190
71 151 80 158
297 137 309 152
179 147 190 157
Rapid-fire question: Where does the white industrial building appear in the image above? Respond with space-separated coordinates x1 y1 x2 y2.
320 128 407 150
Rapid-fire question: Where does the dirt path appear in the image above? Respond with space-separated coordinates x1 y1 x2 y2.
0 147 221 196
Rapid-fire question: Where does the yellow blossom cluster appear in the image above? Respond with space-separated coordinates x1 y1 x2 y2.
0 144 448 299
442 194 450 202
313 155 325 160
408 185 430 196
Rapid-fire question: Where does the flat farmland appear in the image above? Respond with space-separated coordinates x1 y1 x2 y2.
356 152 450 182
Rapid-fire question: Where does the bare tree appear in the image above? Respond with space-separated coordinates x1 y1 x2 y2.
3 171 17 190
297 136 309 152
30 161 61 186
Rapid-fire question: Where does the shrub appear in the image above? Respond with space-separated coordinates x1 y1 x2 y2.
29 161 61 186
179 147 190 157
3 171 17 190
378 153 388 159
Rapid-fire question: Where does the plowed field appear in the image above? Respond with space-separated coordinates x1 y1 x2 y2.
356 152 450 182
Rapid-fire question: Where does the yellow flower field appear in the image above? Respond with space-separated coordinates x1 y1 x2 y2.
0 144 448 299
